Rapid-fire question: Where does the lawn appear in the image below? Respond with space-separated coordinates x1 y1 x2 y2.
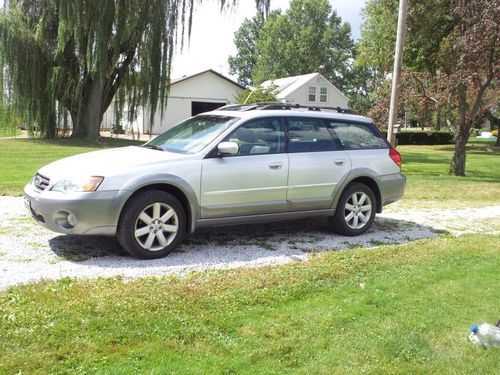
1 234 498 373
0 138 499 373
393 144 500 210
468 137 497 147
0 127 20 137
0 138 143 196
1 137 499 209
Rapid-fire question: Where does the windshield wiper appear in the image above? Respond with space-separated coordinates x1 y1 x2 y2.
143 144 164 151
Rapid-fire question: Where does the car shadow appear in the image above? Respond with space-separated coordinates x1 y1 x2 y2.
47 216 443 267
48 235 126 261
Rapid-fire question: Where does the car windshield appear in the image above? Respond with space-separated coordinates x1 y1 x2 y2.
145 115 239 153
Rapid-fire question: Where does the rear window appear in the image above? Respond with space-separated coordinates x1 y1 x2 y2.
327 122 388 149
288 118 336 153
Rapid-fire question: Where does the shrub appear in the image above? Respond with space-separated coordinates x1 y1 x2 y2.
381 131 454 145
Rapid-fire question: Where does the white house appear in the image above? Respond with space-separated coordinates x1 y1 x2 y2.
101 69 245 135
260 73 349 109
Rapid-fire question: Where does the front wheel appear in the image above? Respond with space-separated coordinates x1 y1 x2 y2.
117 190 186 259
330 183 376 236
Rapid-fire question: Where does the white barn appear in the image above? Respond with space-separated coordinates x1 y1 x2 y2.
260 73 349 109
101 69 245 135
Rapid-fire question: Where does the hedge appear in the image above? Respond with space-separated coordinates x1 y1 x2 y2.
381 131 454 145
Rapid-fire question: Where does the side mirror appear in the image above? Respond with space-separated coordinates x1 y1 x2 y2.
217 141 239 156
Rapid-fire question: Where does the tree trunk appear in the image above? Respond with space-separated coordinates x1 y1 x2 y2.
42 110 57 139
435 106 442 131
38 96 57 138
449 84 469 176
450 126 468 176
491 113 500 147
71 80 105 140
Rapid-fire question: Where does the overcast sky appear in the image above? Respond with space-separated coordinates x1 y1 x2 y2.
171 0 367 78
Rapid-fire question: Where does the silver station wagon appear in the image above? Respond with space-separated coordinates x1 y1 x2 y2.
24 103 405 259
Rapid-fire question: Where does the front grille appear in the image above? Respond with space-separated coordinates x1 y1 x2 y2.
33 173 50 191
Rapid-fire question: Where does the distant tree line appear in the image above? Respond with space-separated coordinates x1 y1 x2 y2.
357 0 498 175
229 0 499 176
228 0 371 111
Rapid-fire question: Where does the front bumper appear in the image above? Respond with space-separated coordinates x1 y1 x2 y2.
23 182 127 236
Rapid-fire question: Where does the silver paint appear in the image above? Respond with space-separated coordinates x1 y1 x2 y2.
24 109 406 238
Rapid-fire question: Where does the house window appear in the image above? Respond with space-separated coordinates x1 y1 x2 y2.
308 87 316 102
320 87 327 102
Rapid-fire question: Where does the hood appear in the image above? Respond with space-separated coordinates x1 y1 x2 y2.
38 146 191 180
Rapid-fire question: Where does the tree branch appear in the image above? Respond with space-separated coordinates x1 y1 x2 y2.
101 48 136 111
412 74 438 106
470 42 497 121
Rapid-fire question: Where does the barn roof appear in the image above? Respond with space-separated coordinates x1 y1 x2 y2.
170 69 246 90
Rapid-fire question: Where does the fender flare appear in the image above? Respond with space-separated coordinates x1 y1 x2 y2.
330 168 383 212
117 174 200 233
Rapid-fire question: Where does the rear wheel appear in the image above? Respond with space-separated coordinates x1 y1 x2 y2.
330 183 376 236
117 190 186 259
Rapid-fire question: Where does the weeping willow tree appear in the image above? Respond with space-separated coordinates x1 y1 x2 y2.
0 0 270 139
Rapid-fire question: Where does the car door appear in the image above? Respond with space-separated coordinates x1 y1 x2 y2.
286 116 351 210
200 117 288 218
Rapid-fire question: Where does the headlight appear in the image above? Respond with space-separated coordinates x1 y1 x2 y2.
51 177 104 193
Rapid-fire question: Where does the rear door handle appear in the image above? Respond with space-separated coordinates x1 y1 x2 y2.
334 160 346 166
269 162 283 170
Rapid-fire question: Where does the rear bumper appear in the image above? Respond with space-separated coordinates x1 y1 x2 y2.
379 173 406 206
23 183 127 236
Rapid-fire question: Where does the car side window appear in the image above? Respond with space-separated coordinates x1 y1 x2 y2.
225 118 286 156
328 122 388 149
288 118 336 153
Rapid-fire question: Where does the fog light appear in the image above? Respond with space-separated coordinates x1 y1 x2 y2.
67 213 77 227
55 211 77 229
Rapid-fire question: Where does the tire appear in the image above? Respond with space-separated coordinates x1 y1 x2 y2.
330 182 376 236
117 190 186 259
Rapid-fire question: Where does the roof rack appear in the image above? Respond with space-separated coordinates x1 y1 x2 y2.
217 102 276 111
217 102 356 114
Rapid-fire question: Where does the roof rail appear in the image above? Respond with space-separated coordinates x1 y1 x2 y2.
217 102 356 114
217 102 281 111
260 103 356 114
217 104 258 111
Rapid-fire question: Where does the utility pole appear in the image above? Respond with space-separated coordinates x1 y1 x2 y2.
387 0 408 147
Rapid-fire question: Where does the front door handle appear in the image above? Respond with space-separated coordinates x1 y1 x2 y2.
334 160 346 166
268 162 283 170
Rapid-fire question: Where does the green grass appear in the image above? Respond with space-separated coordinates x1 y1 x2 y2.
468 137 497 147
393 144 500 209
1 138 498 208
0 112 19 137
0 138 143 195
1 234 498 373
0 137 498 372
0 127 20 137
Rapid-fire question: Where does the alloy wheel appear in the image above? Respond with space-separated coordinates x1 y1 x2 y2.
134 202 179 251
344 192 372 230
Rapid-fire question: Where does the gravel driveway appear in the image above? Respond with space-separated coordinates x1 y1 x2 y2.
0 196 498 291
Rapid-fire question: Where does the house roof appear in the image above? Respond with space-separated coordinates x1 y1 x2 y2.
260 72 348 102
170 69 246 90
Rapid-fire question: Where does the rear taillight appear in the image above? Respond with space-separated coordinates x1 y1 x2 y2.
389 148 402 168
